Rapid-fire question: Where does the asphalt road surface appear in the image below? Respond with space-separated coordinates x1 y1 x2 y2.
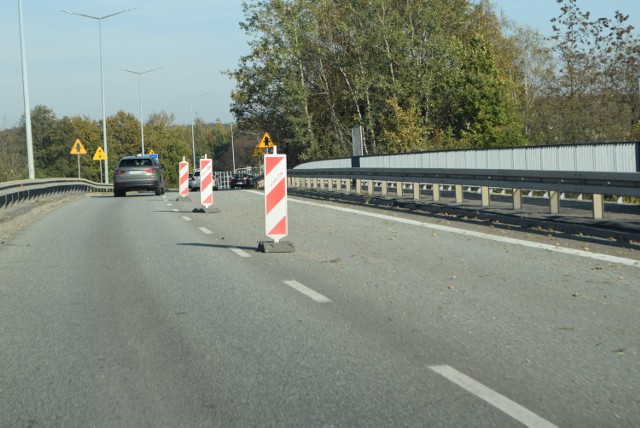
1 189 639 427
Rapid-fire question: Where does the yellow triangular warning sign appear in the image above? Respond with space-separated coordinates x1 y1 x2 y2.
70 138 87 155
93 146 108 161
252 148 265 157
257 132 274 149
148 148 155 154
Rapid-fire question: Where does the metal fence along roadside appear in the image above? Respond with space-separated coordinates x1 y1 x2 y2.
0 178 112 209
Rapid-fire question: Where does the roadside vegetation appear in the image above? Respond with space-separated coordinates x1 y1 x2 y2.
2 0 639 182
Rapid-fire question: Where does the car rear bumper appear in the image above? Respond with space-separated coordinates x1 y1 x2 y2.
114 178 162 191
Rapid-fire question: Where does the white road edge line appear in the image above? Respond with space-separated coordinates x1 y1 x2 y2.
230 247 252 258
283 196 640 268
199 227 213 235
429 365 558 428
182 216 192 222
284 280 331 303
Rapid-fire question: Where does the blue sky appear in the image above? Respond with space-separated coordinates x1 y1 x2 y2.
1 1 639 129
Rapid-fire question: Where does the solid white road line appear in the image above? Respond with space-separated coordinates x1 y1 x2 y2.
429 365 557 428
230 247 252 258
199 227 213 235
284 197 640 268
182 216 192 222
284 280 331 303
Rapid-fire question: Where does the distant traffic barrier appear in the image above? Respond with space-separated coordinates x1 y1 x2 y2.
0 178 112 209
287 168 640 220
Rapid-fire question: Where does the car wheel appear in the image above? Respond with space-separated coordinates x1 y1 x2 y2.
155 188 162 196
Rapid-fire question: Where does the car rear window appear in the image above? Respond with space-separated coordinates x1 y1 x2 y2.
119 158 153 167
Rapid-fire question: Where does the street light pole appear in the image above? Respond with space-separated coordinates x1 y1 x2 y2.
175 92 211 170
18 0 35 179
62 8 135 184
230 123 236 172
122 67 161 155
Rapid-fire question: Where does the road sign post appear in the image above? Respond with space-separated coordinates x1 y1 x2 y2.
259 145 294 253
92 146 108 183
70 138 87 178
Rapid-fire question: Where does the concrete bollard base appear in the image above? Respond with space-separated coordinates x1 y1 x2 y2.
192 207 221 214
258 241 295 253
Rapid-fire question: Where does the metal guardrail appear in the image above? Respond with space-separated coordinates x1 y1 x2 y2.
0 178 113 209
288 167 640 219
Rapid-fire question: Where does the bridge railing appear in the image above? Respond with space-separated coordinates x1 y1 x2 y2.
287 167 640 219
0 178 112 209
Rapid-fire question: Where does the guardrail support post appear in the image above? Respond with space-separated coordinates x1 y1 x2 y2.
381 181 388 196
513 188 522 210
356 179 362 195
345 178 351 193
319 178 325 189
413 183 420 200
455 184 463 204
367 180 374 195
396 181 403 197
549 191 560 214
481 186 490 207
432 183 441 202
592 194 604 219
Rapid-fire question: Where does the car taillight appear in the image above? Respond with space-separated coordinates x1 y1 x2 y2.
114 169 126 174
145 168 158 173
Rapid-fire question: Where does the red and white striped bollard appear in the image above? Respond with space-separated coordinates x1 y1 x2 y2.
200 155 213 209
260 146 294 252
179 157 189 197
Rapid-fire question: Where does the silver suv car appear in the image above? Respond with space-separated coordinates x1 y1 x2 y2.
189 169 201 190
188 169 218 191
113 155 165 197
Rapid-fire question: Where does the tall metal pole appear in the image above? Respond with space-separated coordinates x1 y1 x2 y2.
189 99 196 168
230 123 236 172
62 8 135 184
175 92 211 171
18 0 35 179
138 73 143 153
122 67 161 155
98 19 108 181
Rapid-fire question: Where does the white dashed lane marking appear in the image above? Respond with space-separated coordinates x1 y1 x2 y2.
284 280 331 303
199 227 213 235
429 365 558 428
230 248 252 258
182 216 192 222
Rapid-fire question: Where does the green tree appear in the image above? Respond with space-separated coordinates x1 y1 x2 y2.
107 111 141 162
56 115 103 180
144 111 192 186
230 0 528 163
549 0 640 143
0 126 27 181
